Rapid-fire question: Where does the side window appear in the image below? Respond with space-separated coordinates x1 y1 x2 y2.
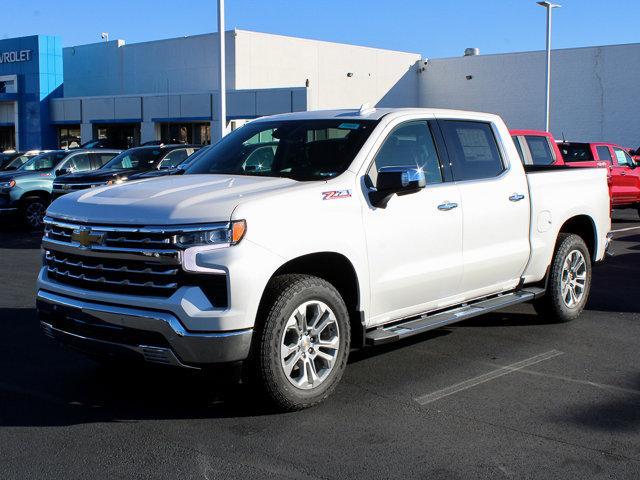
159 149 188 168
65 154 93 172
243 145 276 173
596 146 612 162
368 121 443 185
96 153 117 167
511 136 526 164
440 121 505 181
524 135 555 165
613 148 631 167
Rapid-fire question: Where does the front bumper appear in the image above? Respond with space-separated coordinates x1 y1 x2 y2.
37 289 253 368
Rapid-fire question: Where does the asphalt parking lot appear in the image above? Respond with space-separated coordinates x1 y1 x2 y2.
1 211 639 479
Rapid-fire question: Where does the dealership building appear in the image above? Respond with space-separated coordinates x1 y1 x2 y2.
1 30 638 151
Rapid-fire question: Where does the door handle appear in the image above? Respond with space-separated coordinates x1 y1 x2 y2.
437 201 458 211
621 171 626 176
509 193 526 202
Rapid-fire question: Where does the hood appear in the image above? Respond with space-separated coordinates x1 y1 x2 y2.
0 169 52 182
47 174 298 225
55 168 138 184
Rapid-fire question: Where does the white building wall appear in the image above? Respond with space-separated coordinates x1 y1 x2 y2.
63 32 236 97
418 43 640 147
233 30 421 110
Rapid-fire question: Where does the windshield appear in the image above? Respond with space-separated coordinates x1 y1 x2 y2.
560 143 593 162
19 151 68 171
187 119 377 181
4 154 32 170
103 148 165 171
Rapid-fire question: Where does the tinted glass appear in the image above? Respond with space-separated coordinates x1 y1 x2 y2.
524 135 555 165
64 153 93 173
103 148 164 170
511 136 525 163
187 120 376 181
369 121 443 185
596 146 612 162
158 149 189 169
4 154 32 170
560 143 593 162
19 151 68 171
440 121 504 181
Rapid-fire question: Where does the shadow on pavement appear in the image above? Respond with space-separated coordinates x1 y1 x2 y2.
551 373 640 433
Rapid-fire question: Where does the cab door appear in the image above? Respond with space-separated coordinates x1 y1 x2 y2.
437 118 530 298
611 147 640 205
361 119 464 326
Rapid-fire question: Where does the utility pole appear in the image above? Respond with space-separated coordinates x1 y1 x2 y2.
537 1 561 132
216 0 227 140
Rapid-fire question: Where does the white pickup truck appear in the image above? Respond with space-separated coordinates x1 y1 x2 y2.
37 108 611 410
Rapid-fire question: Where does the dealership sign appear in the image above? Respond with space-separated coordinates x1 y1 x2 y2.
0 50 32 64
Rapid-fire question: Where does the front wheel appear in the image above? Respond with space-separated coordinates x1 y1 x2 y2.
21 197 48 229
533 233 592 323
251 274 350 411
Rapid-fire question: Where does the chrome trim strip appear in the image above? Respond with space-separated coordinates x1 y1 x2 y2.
0 208 18 212
37 289 251 338
44 216 229 234
42 237 181 264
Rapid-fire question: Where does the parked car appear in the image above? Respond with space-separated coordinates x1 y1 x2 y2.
52 145 200 199
560 141 640 215
127 145 210 181
510 130 565 166
38 108 610 410
0 149 120 228
1 150 47 171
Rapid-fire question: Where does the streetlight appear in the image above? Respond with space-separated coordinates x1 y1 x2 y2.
537 1 561 132
216 0 227 140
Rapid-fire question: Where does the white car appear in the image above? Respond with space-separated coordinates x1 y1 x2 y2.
37 107 611 410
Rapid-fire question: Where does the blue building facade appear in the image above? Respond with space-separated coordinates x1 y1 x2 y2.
0 35 63 151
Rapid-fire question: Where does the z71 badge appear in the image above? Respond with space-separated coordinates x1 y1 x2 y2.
322 190 352 200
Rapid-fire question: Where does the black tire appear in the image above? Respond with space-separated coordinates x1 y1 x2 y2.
251 274 351 411
533 233 592 323
21 197 48 230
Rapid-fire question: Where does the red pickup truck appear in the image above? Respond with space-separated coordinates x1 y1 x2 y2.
559 141 640 216
510 130 565 166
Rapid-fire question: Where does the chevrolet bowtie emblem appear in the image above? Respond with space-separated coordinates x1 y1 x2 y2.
71 228 105 248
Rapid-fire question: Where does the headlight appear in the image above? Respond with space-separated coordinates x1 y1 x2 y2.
0 180 16 189
106 177 127 185
173 220 247 248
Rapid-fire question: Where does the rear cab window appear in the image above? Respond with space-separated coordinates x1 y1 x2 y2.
560 143 593 163
440 120 505 181
524 135 555 165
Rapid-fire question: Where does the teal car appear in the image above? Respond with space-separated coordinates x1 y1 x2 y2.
0 149 120 228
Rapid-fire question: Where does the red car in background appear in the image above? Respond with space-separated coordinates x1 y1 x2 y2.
559 141 640 216
510 130 565 166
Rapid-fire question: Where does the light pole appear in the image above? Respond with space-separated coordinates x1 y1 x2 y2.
216 0 227 140
537 1 561 132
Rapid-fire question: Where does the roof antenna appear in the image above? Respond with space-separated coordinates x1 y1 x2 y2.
358 103 376 116
561 132 566 142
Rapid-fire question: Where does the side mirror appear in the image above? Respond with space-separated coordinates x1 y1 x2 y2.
369 166 426 208
55 168 67 176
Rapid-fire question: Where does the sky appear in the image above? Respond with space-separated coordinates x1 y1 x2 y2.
3 0 639 58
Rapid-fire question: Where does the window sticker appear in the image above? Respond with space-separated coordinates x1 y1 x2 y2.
338 123 360 130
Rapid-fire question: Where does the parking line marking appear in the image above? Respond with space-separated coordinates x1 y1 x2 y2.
610 226 640 234
414 350 563 405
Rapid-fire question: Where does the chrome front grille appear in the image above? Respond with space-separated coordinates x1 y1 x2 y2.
45 250 180 296
42 217 229 306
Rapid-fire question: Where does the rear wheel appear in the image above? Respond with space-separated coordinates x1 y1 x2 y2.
533 233 591 323
251 274 350 411
21 197 48 229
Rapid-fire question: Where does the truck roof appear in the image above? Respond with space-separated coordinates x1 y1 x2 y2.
256 107 501 122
